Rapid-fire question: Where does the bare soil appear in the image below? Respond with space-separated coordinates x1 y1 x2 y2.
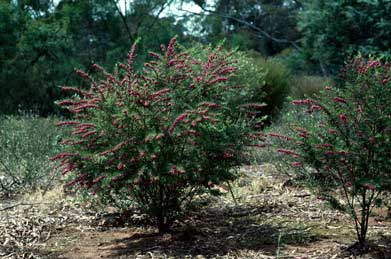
1 165 390 259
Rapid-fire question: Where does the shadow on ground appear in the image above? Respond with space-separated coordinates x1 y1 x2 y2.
99 202 317 258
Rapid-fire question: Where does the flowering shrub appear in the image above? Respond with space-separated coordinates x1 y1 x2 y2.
53 39 264 233
269 57 391 248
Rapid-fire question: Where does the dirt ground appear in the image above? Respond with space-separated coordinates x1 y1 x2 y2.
1 164 391 259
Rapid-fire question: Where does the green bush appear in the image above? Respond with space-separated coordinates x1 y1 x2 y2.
54 39 264 233
0 115 63 197
269 57 391 249
231 50 291 123
260 57 292 120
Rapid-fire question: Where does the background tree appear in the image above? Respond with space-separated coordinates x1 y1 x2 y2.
194 0 301 55
298 0 391 76
0 0 187 115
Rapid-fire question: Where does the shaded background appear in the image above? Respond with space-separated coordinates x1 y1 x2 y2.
1 0 391 116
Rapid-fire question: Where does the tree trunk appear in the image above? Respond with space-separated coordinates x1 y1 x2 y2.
356 191 370 250
157 215 170 234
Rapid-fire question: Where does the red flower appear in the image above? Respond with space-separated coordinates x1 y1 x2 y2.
223 151 234 158
267 132 294 141
117 163 124 170
311 105 321 111
139 151 147 158
168 59 177 67
324 151 334 155
291 162 302 167
155 133 164 140
292 100 303 105
277 149 301 157
292 99 312 105
363 183 375 190
81 130 96 138
149 51 161 60
56 121 80 127
333 97 347 104
339 114 347 124
50 152 78 161
93 175 106 184
169 113 188 135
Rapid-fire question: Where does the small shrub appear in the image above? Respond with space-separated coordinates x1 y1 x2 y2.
269 57 391 249
54 39 264 233
0 115 63 197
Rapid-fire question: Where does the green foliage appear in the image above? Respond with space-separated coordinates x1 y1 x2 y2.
299 0 391 75
259 57 292 120
211 48 291 122
0 115 63 197
54 39 264 233
269 57 391 246
0 0 187 115
291 75 334 98
0 1 70 115
194 47 293 123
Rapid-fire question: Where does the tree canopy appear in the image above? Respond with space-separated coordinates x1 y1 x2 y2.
1 0 391 114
